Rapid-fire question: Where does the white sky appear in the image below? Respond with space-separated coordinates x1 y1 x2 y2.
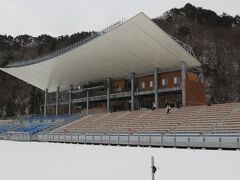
0 0 239 37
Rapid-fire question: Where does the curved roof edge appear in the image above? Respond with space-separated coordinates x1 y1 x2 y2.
1 12 201 93
6 18 127 68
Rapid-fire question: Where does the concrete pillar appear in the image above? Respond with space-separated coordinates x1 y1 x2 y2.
68 85 72 115
44 89 48 117
181 61 187 106
154 68 159 109
86 83 89 115
200 69 204 83
55 87 59 116
107 78 111 112
131 73 135 111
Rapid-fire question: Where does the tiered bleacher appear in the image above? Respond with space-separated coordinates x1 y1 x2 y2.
173 103 239 133
6 114 80 135
53 102 240 134
15 123 56 135
212 107 240 133
0 122 19 133
24 114 74 123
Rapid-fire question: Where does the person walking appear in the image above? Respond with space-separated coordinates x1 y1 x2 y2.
166 104 171 114
152 102 156 110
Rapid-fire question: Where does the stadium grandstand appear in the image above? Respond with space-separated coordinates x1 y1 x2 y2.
0 13 240 149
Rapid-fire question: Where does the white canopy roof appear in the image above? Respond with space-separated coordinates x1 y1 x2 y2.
0 13 200 93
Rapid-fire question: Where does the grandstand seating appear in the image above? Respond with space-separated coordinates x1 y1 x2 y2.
0 124 19 133
140 106 203 133
0 120 14 125
173 103 239 133
52 102 240 134
212 106 240 133
15 123 56 135
24 114 74 122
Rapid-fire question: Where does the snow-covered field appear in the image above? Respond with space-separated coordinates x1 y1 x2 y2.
0 141 239 180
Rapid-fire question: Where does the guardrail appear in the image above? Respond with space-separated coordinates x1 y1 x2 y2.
36 133 240 149
7 18 127 68
1 132 240 149
48 87 182 106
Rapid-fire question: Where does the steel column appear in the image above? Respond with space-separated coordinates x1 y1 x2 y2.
107 78 111 112
130 73 135 111
44 89 48 117
200 68 204 83
68 86 72 115
55 87 59 115
86 84 89 115
181 61 186 106
154 68 159 109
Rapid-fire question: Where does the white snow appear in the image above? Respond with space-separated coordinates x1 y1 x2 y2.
0 141 239 180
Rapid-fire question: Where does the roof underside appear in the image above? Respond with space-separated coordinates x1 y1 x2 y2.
0 13 201 93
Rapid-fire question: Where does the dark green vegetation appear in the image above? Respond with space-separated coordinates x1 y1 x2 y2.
0 3 240 117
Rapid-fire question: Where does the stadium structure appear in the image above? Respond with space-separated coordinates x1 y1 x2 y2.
0 13 240 149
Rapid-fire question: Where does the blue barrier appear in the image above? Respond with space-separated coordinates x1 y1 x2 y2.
0 124 19 133
24 114 75 122
15 123 56 135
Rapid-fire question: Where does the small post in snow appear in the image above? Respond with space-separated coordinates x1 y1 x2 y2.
151 156 157 180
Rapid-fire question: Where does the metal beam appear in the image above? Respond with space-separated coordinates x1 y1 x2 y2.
131 73 135 111
107 78 111 112
86 83 89 115
200 67 204 83
44 89 48 117
56 87 59 115
181 61 186 106
68 85 72 115
154 68 159 109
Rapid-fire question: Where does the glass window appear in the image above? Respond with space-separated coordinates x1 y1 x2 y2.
174 77 178 84
141 82 145 89
150 81 153 88
162 79 168 86
174 77 180 84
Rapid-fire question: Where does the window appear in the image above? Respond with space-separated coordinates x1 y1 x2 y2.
174 77 177 84
141 82 145 89
162 79 168 86
150 81 153 88
174 77 180 84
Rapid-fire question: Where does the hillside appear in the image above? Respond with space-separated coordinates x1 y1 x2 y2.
0 3 240 117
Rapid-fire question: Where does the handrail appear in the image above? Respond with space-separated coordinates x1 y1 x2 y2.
170 35 197 58
6 18 127 68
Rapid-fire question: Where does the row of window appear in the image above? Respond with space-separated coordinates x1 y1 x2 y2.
140 76 181 89
112 76 181 90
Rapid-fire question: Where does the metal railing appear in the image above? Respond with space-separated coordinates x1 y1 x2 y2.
2 132 240 149
7 18 127 68
170 35 196 58
6 18 197 68
38 133 240 149
48 86 182 106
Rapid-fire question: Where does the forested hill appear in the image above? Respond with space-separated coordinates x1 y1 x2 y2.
153 3 240 103
0 3 240 116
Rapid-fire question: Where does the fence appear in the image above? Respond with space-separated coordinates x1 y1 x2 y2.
1 132 240 149
36 133 240 149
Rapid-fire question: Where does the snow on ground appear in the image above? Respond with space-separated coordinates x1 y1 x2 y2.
0 141 239 180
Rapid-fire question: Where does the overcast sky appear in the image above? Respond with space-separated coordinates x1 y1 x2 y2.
0 0 239 37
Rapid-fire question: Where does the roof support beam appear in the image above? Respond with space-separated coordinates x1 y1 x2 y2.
154 68 159 109
181 61 186 106
86 83 89 115
44 89 48 117
200 68 204 83
68 85 72 115
55 87 60 116
131 73 135 111
107 78 111 112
